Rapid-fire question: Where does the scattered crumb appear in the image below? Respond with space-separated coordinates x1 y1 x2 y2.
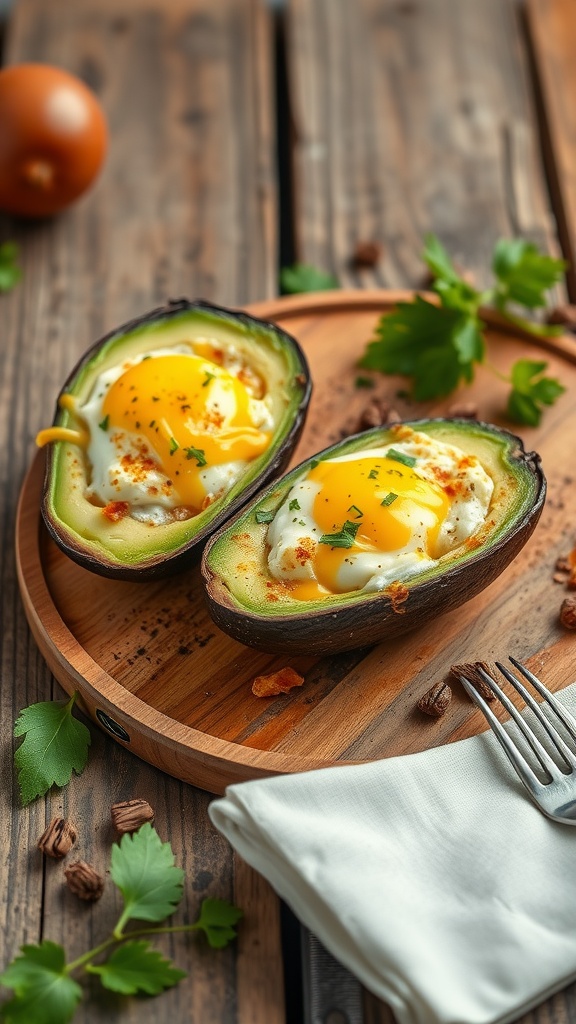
252 667 305 698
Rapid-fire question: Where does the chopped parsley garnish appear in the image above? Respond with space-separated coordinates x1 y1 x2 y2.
387 448 416 468
289 498 301 511
319 520 360 548
255 509 276 524
359 233 566 423
381 492 398 506
169 437 179 455
202 371 216 387
184 446 207 466
368 468 379 479
310 459 320 469
348 504 363 518
98 415 109 432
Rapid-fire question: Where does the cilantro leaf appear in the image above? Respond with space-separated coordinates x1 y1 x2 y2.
280 263 338 294
507 358 565 426
183 446 207 466
193 899 243 949
492 239 566 309
0 242 22 293
14 693 91 805
0 941 82 1024
111 823 185 932
422 233 461 284
87 941 186 995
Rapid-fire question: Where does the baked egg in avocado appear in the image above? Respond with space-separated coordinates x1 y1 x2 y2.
201 419 545 654
36 300 311 580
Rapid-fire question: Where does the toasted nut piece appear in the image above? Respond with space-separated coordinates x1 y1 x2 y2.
446 402 478 420
560 596 576 630
64 861 104 901
546 303 576 330
417 681 452 717
359 398 390 430
37 817 77 859
111 798 155 834
252 667 305 698
351 240 382 269
451 661 497 701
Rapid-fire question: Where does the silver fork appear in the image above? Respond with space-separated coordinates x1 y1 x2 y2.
456 657 576 825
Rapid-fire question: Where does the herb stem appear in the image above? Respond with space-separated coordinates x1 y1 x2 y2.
66 936 118 974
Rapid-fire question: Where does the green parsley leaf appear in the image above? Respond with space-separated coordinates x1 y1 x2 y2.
98 415 109 432
310 459 320 468
289 498 301 512
506 359 566 426
368 469 379 479
184 446 207 466
169 437 179 455
360 234 566 420
193 898 243 950
111 822 185 933
255 509 275 524
0 242 22 293
319 520 360 548
381 492 398 506
359 295 479 399
14 693 91 805
492 239 566 310
87 941 186 995
387 448 417 468
280 263 339 295
0 940 82 1024
202 371 215 387
348 504 363 518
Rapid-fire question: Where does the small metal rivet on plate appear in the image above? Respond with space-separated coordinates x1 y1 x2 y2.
95 709 130 742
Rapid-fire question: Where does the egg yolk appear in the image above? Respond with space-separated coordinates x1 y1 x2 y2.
289 455 450 600
103 354 270 511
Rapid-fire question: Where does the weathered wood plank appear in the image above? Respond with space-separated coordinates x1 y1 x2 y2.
286 0 564 292
0 0 283 1021
285 2 570 1022
526 0 576 299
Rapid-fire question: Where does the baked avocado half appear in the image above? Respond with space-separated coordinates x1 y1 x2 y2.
201 419 545 655
36 299 311 580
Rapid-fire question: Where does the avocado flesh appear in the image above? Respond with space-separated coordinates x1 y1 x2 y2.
41 300 311 579
201 419 545 653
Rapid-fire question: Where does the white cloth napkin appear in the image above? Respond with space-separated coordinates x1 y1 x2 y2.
209 681 576 1024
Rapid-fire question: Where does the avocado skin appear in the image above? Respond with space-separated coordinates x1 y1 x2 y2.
40 299 312 581
201 419 546 655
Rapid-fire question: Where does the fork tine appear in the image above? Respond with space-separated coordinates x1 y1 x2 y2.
509 656 576 739
497 660 576 770
475 666 564 781
459 675 544 796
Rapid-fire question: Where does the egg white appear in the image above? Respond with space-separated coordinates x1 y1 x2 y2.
266 431 494 595
78 343 275 524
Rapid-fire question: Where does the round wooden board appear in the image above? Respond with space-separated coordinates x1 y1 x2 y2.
16 290 576 795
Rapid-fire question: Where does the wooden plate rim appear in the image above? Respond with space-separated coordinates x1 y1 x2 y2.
15 289 576 781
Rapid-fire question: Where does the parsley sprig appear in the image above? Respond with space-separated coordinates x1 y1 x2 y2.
0 242 22 292
0 824 242 1023
14 692 91 806
360 234 567 425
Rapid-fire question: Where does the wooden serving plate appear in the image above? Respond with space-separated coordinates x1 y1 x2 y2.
16 291 576 794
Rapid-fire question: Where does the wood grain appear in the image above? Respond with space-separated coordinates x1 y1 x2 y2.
0 0 283 1021
286 0 565 296
16 291 576 797
526 0 576 300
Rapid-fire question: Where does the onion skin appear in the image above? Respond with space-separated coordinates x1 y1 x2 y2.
0 63 108 217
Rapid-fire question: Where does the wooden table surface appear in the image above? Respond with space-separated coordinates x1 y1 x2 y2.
1 1 576 1021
